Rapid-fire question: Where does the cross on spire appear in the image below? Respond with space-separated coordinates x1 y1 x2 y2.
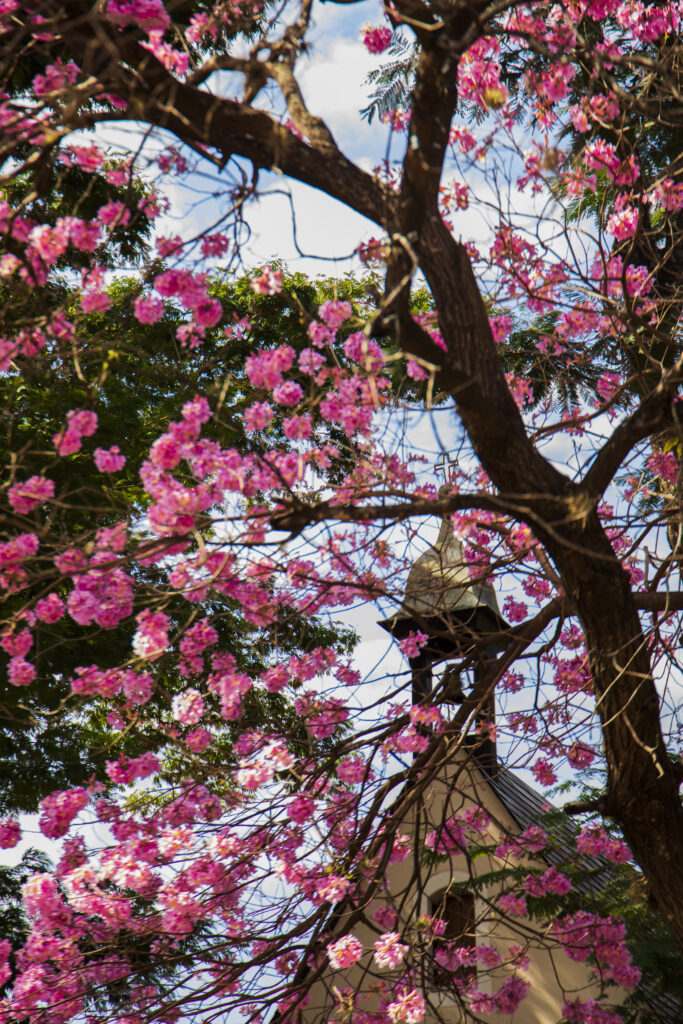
434 452 458 483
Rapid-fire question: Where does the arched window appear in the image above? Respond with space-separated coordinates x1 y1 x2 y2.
429 888 476 987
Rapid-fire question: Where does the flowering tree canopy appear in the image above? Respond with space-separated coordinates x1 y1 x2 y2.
2 0 683 1023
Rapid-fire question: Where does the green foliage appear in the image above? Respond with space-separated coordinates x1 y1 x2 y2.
1 263 370 814
361 33 417 124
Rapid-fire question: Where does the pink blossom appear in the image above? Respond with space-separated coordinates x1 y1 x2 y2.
98 201 130 227
501 671 524 692
524 866 572 896
35 593 66 622
262 664 290 692
650 177 683 211
106 753 160 785
251 266 282 295
425 817 467 854
172 689 205 725
39 787 89 838
245 346 295 389
531 756 557 786
272 381 303 406
244 401 275 433
596 372 622 404
132 609 170 660
319 300 352 329
570 104 590 132
186 727 212 752
68 565 134 629
503 596 528 622
140 31 189 77
398 630 429 659
577 826 631 864
8 476 55 513
316 874 350 902
282 413 312 440
406 359 429 380
54 409 98 455
337 757 366 785
105 0 170 32
563 999 624 1024
194 297 223 328
647 450 678 485
387 989 425 1024
495 975 531 1014
298 348 325 375
81 289 111 313
32 58 79 95
373 932 408 969
236 759 273 790
607 200 638 241
53 426 83 455
7 656 36 686
307 320 334 347
94 446 127 472
499 893 527 916
327 933 363 969
1 623 31 658
134 295 165 323
538 64 575 102
343 332 384 371
567 742 595 768
361 24 392 54
0 818 20 848
287 794 315 823
200 233 229 257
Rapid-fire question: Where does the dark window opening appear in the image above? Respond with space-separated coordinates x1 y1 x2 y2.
430 890 476 988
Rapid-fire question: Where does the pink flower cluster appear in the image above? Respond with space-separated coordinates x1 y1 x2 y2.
35 593 66 622
132 609 170 660
553 911 641 988
106 753 160 785
250 266 282 295
337 757 367 785
498 893 527 916
287 794 315 823
105 0 170 32
8 476 55 513
70 664 153 705
179 619 218 674
361 24 392 53
386 989 425 1024
576 826 630 863
563 998 624 1024
373 932 408 969
66 560 134 630
153 269 223 341
7 656 36 686
326 933 363 969
647 450 679 485
172 689 205 725
94 446 127 472
398 630 429 659
523 866 572 896
39 787 89 839
54 409 98 456
468 975 530 1016
0 818 20 848
0 532 39 592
